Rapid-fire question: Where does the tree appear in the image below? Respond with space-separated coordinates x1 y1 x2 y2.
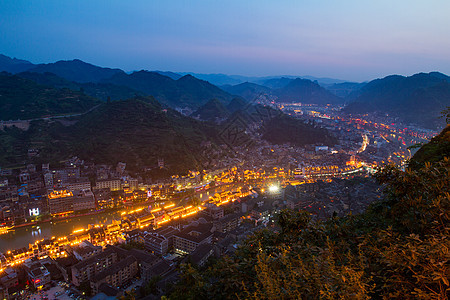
140 276 161 297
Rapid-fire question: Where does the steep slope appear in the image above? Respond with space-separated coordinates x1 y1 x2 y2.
411 124 450 164
0 73 98 120
275 78 344 104
344 72 450 129
28 59 125 83
0 54 35 73
221 82 271 101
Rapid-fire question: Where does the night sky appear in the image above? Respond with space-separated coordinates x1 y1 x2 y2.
1 0 449 81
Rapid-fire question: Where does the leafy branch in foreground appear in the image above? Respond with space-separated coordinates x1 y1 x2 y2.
170 148 449 299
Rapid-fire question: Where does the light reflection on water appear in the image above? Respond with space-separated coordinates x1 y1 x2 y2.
0 211 121 252
0 184 236 253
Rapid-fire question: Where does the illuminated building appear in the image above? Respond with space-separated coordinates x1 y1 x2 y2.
94 179 121 191
47 189 74 215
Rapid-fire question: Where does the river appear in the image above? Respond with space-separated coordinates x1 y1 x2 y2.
0 211 121 253
0 183 246 253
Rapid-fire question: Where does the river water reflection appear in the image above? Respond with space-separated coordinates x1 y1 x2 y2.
0 183 244 253
0 211 121 252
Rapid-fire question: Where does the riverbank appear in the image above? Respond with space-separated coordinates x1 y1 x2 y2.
10 200 156 231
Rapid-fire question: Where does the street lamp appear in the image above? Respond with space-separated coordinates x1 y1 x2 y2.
268 185 279 193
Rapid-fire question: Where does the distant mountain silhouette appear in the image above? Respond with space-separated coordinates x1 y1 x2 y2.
259 77 293 89
179 73 243 86
344 72 450 129
274 78 344 104
154 71 182 80
325 82 366 98
103 71 233 108
221 82 271 101
17 71 143 101
0 54 35 73
28 59 125 83
0 72 98 120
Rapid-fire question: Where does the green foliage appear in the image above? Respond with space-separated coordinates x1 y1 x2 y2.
119 241 145 251
140 276 162 297
169 145 449 299
18 71 144 101
0 73 98 120
0 98 218 172
192 98 230 121
411 124 450 164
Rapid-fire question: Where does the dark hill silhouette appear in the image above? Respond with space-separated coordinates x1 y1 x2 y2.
28 59 125 83
0 72 98 120
259 77 293 89
103 71 233 108
0 54 35 73
275 78 344 105
344 72 450 129
17 71 143 101
221 82 271 101
191 98 230 122
226 97 247 113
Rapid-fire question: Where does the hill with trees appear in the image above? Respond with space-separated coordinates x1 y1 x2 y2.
221 82 271 101
0 97 218 172
344 72 450 129
0 54 35 73
27 59 125 83
103 71 233 109
191 98 230 122
17 71 144 101
274 78 344 104
0 72 99 120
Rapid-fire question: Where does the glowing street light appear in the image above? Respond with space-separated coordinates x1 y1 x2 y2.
268 185 279 193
